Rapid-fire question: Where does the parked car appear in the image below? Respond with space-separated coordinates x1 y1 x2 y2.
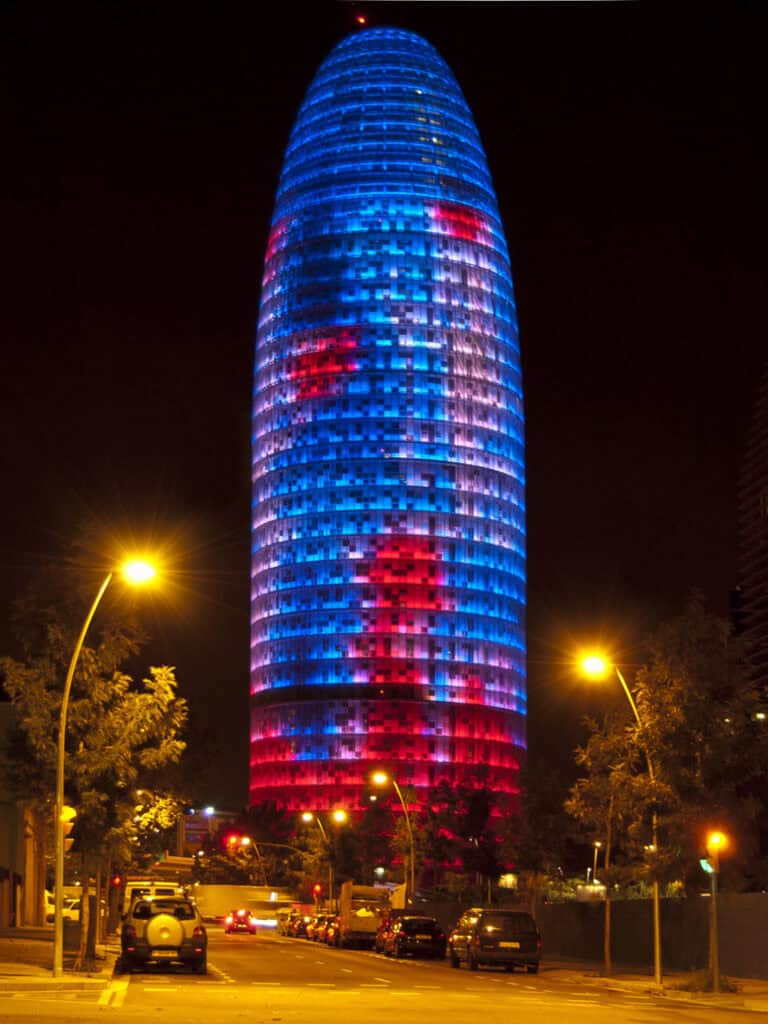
224 908 258 934
306 914 331 941
287 913 312 938
448 908 541 973
119 897 207 974
377 915 446 959
323 916 341 946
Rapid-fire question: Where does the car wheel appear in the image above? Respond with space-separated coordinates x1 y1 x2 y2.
504 964 514 973
113 956 125 976
527 963 539 975
194 954 207 975
449 949 459 968
468 952 479 971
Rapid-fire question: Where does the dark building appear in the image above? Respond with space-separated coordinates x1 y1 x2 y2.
738 363 768 695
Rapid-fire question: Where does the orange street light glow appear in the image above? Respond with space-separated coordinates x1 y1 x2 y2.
121 559 157 585
580 653 610 679
707 831 728 854
331 809 348 824
371 771 389 786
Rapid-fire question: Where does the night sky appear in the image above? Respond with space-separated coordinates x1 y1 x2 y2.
3 2 765 806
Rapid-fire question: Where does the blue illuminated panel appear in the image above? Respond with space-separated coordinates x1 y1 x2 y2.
251 28 525 811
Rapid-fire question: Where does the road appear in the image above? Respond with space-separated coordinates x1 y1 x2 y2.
0 928 757 1024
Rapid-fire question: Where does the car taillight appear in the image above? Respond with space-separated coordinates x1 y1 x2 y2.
123 924 136 951
226 915 233 924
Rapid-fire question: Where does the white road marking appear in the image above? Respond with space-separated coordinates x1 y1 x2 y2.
340 967 353 973
414 984 441 989
99 974 129 1007
373 976 391 983
308 982 335 987
251 981 282 986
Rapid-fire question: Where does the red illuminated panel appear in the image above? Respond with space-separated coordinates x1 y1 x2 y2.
429 201 488 242
367 538 442 597
286 333 358 399
265 216 290 263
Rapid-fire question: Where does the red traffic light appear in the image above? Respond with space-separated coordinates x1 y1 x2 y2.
312 883 322 896
111 875 123 887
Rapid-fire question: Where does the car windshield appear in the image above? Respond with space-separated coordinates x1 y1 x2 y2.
481 913 536 937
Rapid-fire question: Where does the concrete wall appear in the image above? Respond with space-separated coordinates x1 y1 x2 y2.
536 893 768 979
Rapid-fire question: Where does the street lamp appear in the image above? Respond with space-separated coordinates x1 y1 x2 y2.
53 559 157 977
704 830 728 993
592 840 603 883
579 652 662 988
370 771 415 902
301 810 348 910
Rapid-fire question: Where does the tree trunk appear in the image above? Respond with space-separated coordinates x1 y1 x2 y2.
74 865 90 972
86 862 101 962
603 794 613 978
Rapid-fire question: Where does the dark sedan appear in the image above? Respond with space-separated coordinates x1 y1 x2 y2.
377 915 446 959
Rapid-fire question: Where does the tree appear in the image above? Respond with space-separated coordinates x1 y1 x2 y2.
565 715 651 976
632 594 768 890
1 561 187 969
508 764 579 916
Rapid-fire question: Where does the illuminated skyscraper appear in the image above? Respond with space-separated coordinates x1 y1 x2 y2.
251 27 525 812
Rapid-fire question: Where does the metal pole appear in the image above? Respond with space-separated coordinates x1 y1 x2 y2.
615 667 662 987
391 779 415 902
710 853 720 993
53 572 112 977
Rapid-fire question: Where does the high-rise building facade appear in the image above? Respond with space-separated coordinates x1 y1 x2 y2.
251 28 525 811
738 364 768 695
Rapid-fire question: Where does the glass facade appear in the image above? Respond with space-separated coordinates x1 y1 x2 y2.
251 28 525 811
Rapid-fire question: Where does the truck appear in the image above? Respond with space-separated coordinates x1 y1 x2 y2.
335 882 391 949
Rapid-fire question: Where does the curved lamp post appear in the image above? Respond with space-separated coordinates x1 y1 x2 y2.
371 771 415 902
53 559 157 977
301 810 347 910
580 653 662 988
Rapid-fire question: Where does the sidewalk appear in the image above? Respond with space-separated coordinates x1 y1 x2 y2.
544 956 768 1013
0 929 119 992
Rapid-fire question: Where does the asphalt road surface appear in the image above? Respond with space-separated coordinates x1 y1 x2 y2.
0 929 756 1024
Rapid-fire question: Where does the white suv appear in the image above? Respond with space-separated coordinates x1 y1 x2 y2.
119 897 207 974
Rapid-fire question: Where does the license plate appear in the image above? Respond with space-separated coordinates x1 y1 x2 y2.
499 941 520 949
415 934 431 940
153 951 175 958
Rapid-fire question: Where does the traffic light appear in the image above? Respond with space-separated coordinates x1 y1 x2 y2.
312 883 322 898
61 805 77 853
111 874 123 888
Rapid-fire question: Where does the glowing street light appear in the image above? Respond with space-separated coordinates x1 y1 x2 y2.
53 559 158 977
578 651 662 988
592 840 603 883
371 771 415 902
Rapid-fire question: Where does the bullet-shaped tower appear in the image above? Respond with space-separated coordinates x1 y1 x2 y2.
251 27 525 811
